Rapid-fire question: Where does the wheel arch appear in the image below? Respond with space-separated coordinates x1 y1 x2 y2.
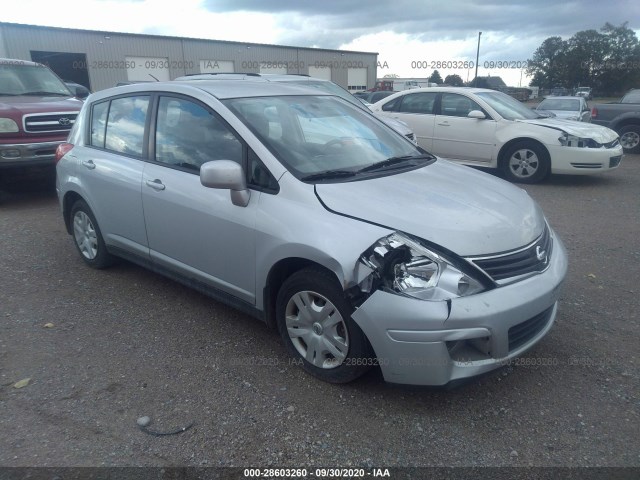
497 137 551 168
62 190 86 235
262 257 342 329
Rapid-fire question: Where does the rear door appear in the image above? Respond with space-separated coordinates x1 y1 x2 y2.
141 94 259 304
78 95 150 258
432 93 496 163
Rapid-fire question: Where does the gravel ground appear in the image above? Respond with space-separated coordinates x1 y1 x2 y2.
0 158 638 469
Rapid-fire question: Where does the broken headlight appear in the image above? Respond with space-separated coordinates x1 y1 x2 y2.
357 232 486 301
559 133 601 148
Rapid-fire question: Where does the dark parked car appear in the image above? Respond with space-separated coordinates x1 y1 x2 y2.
354 91 396 104
591 89 640 153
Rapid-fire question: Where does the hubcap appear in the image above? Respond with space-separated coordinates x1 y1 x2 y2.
620 131 639 150
285 290 349 369
509 149 539 178
73 211 98 260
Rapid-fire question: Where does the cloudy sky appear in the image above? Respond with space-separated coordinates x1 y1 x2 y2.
4 0 640 85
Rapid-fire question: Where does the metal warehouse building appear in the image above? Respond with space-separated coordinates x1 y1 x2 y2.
0 22 377 92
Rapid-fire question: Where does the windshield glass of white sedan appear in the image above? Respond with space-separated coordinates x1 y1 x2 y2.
475 91 541 120
224 95 420 177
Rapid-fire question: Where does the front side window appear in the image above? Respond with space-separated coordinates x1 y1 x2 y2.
104 96 150 156
440 93 482 117
155 96 242 172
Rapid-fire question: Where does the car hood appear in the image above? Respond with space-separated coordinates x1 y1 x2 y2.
315 160 545 256
518 117 617 142
0 95 82 116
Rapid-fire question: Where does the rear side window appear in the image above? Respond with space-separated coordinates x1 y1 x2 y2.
104 96 150 156
398 92 438 114
154 96 243 172
90 101 109 148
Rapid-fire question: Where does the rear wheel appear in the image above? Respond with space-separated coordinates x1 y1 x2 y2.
501 141 550 184
276 267 372 383
618 125 640 154
70 199 114 269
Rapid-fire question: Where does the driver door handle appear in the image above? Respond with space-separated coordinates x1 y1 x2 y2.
437 122 450 126
145 179 166 191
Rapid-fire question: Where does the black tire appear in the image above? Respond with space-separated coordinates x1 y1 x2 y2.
618 125 640 154
69 199 115 269
276 267 373 383
500 141 551 184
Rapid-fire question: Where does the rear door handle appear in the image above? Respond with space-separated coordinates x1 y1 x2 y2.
145 179 166 191
81 160 96 170
437 122 450 126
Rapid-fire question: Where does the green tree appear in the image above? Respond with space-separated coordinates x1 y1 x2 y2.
526 36 567 88
428 70 443 84
444 74 464 86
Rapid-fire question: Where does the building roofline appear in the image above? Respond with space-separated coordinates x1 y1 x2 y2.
0 21 378 56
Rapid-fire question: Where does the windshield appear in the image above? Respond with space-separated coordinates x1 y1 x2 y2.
538 99 580 111
475 91 540 120
0 63 71 96
223 95 425 181
284 80 365 109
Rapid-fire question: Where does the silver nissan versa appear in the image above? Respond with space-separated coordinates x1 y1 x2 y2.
56 80 568 386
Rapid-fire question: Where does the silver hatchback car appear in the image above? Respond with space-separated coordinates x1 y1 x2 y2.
56 80 567 386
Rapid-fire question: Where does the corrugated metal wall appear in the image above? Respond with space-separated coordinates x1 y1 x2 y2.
0 23 377 91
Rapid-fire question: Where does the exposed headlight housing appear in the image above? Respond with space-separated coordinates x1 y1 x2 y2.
559 132 601 148
0 118 19 133
356 232 487 301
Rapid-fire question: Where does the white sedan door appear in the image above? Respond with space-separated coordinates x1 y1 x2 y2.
432 93 497 163
378 91 437 151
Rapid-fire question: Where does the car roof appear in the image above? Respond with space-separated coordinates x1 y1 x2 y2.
541 96 583 100
93 79 333 100
174 73 324 83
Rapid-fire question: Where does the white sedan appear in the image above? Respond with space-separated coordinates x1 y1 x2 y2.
371 87 623 183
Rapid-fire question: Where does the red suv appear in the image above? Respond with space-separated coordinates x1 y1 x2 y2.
0 59 83 171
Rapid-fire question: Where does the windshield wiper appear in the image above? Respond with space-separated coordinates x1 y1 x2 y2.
301 170 357 182
357 154 434 173
22 91 70 96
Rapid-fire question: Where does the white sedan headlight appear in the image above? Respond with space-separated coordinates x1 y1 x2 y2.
559 133 601 148
0 118 19 133
357 232 486 301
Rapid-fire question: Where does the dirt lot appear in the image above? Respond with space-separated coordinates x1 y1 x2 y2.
0 158 639 471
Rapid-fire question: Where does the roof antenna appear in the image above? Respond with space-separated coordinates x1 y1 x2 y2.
149 74 159 82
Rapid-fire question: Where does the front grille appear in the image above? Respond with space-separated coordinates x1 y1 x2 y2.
609 155 622 168
23 112 78 133
508 306 553 352
470 226 552 282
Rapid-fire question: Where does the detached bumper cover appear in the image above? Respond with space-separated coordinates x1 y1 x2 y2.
352 230 568 386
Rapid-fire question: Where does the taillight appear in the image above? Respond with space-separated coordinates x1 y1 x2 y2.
591 107 598 119
55 143 74 164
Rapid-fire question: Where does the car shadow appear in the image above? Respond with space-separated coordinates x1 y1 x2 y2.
0 168 57 206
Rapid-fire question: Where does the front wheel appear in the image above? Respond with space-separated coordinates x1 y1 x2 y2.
276 268 373 383
501 141 551 184
70 199 114 269
618 125 640 154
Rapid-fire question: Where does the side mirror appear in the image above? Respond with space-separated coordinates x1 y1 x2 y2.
76 88 90 100
200 160 251 207
467 110 486 119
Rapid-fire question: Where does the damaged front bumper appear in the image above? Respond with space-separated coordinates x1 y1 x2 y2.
351 232 568 386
